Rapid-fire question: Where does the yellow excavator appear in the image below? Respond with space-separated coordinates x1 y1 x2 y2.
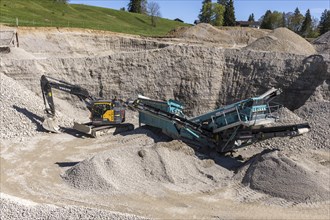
40 75 134 137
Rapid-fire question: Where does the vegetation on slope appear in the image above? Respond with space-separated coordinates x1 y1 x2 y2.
0 0 189 36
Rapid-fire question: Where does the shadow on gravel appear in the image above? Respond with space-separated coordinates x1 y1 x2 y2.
120 125 173 143
55 162 79 167
13 105 44 131
184 141 244 171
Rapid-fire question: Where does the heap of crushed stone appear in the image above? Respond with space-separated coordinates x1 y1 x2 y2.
244 28 316 55
62 140 231 195
168 23 235 45
0 193 147 220
313 31 330 54
253 98 329 151
238 150 330 203
306 80 330 103
0 73 72 139
0 47 35 60
218 27 271 45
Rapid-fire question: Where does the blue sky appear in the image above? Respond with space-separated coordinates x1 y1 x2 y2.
69 0 330 24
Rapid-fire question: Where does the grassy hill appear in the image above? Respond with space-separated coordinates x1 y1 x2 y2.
0 0 190 36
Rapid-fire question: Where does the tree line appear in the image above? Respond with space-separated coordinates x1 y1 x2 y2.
56 0 330 37
198 0 330 37
260 8 330 37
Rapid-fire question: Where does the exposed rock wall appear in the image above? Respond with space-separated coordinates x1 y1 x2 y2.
1 45 329 116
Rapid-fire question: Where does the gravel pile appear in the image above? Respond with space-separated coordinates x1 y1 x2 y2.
0 193 147 220
168 23 235 45
313 31 330 54
244 28 316 55
0 73 72 139
0 47 35 60
238 150 330 202
62 140 231 195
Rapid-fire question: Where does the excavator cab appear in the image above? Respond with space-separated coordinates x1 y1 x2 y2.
91 101 125 125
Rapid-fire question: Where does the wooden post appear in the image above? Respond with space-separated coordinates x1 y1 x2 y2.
16 32 19 47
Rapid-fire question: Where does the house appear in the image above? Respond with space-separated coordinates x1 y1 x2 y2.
236 21 260 29
174 18 184 23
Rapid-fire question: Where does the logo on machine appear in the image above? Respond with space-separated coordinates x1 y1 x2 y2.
59 86 71 92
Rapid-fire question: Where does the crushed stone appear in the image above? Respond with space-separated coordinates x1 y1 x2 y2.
238 150 330 202
62 140 231 195
0 73 72 139
167 23 235 45
313 31 330 54
244 28 316 55
0 193 147 220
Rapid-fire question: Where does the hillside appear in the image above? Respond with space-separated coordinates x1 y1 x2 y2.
0 0 189 36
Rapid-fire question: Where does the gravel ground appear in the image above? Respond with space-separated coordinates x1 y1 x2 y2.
0 193 147 220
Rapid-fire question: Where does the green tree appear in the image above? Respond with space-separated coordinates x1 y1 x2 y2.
199 1 225 26
260 10 272 29
319 9 330 35
128 0 142 13
217 0 227 6
199 0 212 23
300 9 312 37
288 7 304 33
260 10 283 29
223 0 236 26
212 3 225 26
248 13 255 22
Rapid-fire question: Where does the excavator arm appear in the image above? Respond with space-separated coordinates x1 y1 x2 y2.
40 75 95 118
40 75 96 133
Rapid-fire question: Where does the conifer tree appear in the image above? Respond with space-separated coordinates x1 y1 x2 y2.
223 0 236 26
300 9 312 37
319 9 330 35
248 13 255 22
128 0 142 13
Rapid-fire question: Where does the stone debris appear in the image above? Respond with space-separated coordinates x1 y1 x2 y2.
0 73 72 139
0 193 147 220
313 31 330 54
238 150 330 202
62 140 231 195
244 27 316 55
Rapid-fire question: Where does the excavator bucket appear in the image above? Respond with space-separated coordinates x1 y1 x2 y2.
42 118 60 133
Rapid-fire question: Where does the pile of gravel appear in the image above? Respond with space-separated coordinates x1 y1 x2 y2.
313 31 330 54
238 150 330 203
168 23 235 45
0 193 147 220
62 140 231 195
244 28 316 55
0 73 72 139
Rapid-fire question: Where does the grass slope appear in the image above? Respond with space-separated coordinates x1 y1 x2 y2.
0 0 189 36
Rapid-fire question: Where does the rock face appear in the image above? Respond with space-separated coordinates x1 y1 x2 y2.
1 45 328 116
